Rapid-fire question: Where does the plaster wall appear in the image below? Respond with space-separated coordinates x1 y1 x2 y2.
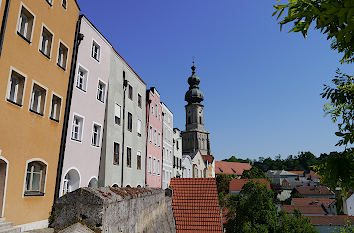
0 0 79 227
60 16 111 196
173 128 182 178
146 89 162 188
192 151 206 178
182 155 192 178
162 103 173 189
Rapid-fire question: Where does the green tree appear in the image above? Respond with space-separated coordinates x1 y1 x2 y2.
241 166 268 180
276 209 318 233
331 218 354 233
225 181 278 233
216 174 236 193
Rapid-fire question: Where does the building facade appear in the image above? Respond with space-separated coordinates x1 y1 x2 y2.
161 102 173 189
99 48 146 188
145 88 162 188
173 128 182 178
191 150 207 178
182 63 211 156
182 154 193 178
0 0 79 230
59 15 111 196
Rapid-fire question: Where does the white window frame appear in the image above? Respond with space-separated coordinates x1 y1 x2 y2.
148 156 152 174
6 67 27 107
49 92 62 122
56 40 70 71
153 158 156 175
137 119 142 136
46 0 53 6
16 3 36 43
28 80 48 116
76 64 89 93
91 39 101 62
22 158 48 197
149 126 152 143
71 113 85 142
137 151 141 170
91 122 102 147
157 160 160 176
114 103 121 125
38 23 54 58
62 0 67 9
96 79 106 103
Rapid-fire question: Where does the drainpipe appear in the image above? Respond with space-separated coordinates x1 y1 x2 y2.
54 15 84 200
145 95 151 187
161 112 165 188
121 77 128 187
0 0 11 57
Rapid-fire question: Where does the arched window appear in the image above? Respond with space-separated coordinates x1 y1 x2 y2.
25 161 47 196
188 116 191 124
88 177 98 188
62 169 80 195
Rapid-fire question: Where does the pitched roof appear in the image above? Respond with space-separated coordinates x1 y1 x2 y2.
287 171 305 176
295 186 334 196
308 216 354 226
229 179 271 192
310 170 322 179
267 170 299 176
292 198 335 206
202 155 214 164
215 161 252 175
170 178 223 233
282 205 326 215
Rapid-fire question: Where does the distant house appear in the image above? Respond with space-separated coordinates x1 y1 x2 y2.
181 154 193 178
344 191 354 216
308 216 354 233
170 178 223 232
308 170 322 185
202 155 215 178
293 186 335 199
229 179 270 194
283 198 336 216
282 205 328 216
266 170 301 189
215 161 252 176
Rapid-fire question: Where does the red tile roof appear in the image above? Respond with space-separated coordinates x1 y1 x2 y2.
170 178 223 233
295 186 333 196
308 216 354 226
215 161 252 175
282 205 326 215
310 170 322 179
292 198 335 206
288 171 305 176
229 179 270 192
202 155 214 164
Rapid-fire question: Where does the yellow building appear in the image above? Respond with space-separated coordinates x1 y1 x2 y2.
0 0 79 230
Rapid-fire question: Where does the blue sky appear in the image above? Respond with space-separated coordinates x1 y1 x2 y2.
77 0 351 161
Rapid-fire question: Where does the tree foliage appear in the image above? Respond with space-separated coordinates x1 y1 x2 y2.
241 166 269 180
216 174 237 194
331 218 354 233
322 70 354 146
276 209 318 233
274 0 354 64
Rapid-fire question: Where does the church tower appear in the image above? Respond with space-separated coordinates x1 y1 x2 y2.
182 63 211 155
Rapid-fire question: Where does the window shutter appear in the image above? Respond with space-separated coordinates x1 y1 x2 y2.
137 120 141 134
115 104 121 118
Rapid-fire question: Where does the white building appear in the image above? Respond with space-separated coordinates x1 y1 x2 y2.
182 154 193 178
344 192 354 216
162 103 173 189
173 128 182 178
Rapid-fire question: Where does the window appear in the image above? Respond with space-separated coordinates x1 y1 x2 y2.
127 112 132 132
39 26 53 58
113 142 119 165
91 124 101 147
71 115 83 141
128 85 133 100
155 104 158 117
137 120 142 137
7 70 25 106
151 105 154 115
46 0 53 6
153 158 156 174
115 104 121 125
50 94 61 122
154 130 157 145
17 5 34 42
25 161 46 195
148 156 152 173
149 126 152 143
177 140 179 150
30 83 46 115
138 94 142 108
97 80 106 103
157 160 160 175
127 147 131 168
158 132 161 147
57 42 68 70
76 66 88 91
137 151 141 170
91 41 100 61
62 0 67 9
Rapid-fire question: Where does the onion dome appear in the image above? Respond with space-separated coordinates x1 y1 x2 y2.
185 63 204 104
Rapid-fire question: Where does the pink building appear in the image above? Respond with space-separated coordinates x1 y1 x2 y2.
145 87 162 188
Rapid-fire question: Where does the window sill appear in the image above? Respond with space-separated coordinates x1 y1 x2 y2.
128 129 132 132
91 144 100 148
29 109 44 117
6 98 22 107
49 117 59 123
138 133 141 137
113 162 119 166
97 99 105 104
46 0 53 7
92 56 100 62
77 87 87 93
71 138 82 143
57 63 66 71
39 50 51 60
17 31 31 44
24 191 45 197
62 4 67 9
